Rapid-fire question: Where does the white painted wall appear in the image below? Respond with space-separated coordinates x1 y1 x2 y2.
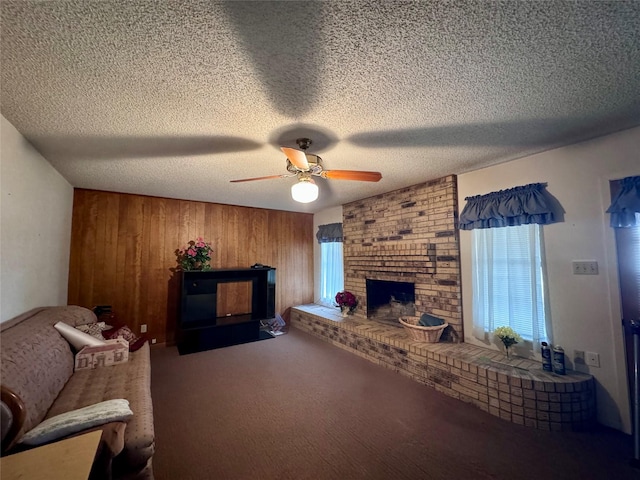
313 206 343 303
1 115 74 322
458 126 640 433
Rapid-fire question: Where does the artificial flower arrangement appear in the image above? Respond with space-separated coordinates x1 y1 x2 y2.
335 290 357 315
176 237 213 271
493 326 523 358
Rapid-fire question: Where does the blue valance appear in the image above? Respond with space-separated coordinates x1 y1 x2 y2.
606 175 640 228
459 183 555 230
316 223 343 243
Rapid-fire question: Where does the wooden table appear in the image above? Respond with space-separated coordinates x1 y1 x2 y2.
1 430 101 480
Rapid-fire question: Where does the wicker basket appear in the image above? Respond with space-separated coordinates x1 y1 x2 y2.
399 316 448 343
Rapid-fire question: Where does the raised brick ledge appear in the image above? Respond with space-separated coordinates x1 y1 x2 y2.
291 304 596 431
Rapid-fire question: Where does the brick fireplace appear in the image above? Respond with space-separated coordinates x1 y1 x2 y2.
342 175 463 339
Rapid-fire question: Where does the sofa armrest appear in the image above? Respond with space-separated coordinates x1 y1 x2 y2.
1 385 26 455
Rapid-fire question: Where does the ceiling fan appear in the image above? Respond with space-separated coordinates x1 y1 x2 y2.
230 138 382 203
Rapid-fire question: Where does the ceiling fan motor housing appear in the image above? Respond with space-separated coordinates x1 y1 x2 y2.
230 136 381 186
286 156 323 175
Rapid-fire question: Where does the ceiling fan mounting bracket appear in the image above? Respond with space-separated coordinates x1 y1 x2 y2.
296 138 312 151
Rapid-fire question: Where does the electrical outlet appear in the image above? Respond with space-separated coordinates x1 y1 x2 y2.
140 324 147 333
572 261 598 275
585 351 600 367
151 338 157 344
574 350 585 365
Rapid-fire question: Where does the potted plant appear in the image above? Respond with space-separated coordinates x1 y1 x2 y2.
176 237 214 271
335 290 357 317
494 326 522 358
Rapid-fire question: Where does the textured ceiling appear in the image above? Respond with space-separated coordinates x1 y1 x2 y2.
1 0 639 213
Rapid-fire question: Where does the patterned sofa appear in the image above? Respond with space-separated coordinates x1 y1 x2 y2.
0 306 154 479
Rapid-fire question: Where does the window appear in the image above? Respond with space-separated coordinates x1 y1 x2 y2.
633 224 640 313
608 176 640 396
316 222 344 307
319 242 344 306
472 223 550 349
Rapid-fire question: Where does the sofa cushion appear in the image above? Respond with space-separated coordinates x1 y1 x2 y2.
104 326 146 352
46 342 154 471
76 322 111 339
20 399 133 446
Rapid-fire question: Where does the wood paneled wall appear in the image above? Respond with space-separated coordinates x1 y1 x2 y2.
68 189 314 344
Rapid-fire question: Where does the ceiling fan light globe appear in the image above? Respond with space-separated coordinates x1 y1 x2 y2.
291 179 319 203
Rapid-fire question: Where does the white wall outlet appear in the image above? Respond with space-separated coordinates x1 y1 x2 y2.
140 324 147 333
572 261 599 275
574 350 585 365
151 338 157 344
585 351 600 367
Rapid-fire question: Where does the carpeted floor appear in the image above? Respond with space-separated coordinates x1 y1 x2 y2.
150 327 637 480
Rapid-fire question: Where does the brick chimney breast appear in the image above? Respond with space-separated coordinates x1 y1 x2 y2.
343 175 463 339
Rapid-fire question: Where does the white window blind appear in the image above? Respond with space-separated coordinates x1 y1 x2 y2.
319 242 344 307
472 223 550 351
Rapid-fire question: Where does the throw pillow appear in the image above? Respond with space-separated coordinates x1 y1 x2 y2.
54 321 106 350
418 313 445 327
104 326 146 352
75 321 111 340
19 399 133 446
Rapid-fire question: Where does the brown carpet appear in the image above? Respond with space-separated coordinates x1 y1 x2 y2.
151 328 637 480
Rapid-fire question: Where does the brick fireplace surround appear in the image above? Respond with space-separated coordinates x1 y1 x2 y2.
292 175 595 431
342 175 462 339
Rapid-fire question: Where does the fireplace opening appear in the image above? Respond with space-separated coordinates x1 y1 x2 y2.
366 279 415 326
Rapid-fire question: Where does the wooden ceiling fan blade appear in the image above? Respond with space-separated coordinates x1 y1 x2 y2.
281 147 309 170
321 170 382 182
230 174 291 183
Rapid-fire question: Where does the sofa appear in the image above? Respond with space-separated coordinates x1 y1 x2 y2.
0 306 154 479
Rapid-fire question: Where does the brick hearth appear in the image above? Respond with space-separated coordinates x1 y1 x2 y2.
291 305 596 431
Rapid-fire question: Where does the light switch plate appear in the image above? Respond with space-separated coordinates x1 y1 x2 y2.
572 261 598 275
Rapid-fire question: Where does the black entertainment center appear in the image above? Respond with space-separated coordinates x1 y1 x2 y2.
177 267 276 354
